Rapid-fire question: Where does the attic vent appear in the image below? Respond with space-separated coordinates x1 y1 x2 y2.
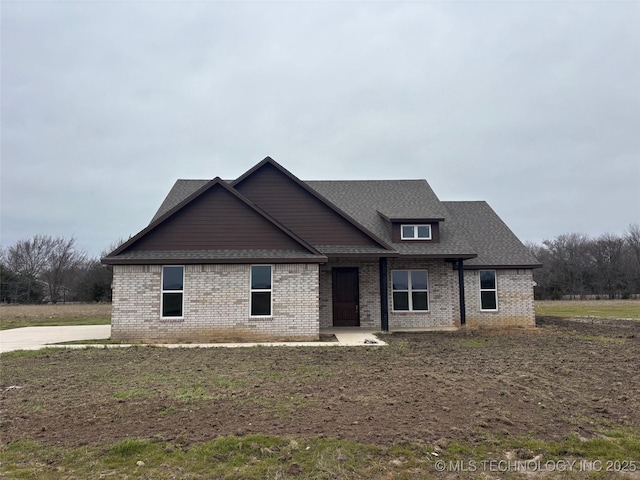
401 224 432 240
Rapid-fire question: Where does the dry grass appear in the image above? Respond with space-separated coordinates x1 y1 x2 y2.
535 299 640 320
0 303 111 319
0 303 111 329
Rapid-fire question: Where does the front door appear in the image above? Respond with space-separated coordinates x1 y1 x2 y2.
332 268 360 327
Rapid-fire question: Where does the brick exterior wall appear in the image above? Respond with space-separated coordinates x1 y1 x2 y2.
111 262 535 340
319 260 535 330
463 269 536 328
387 259 459 329
319 258 459 329
111 264 319 342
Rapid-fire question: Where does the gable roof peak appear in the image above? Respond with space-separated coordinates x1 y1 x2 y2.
103 171 326 261
232 156 296 187
232 157 394 250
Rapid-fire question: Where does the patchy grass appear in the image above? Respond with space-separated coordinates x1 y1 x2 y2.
113 389 157 400
0 303 111 330
172 383 213 402
2 320 639 478
535 300 640 320
1 431 638 479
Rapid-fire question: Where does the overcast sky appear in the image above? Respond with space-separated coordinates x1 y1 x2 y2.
2 1 639 258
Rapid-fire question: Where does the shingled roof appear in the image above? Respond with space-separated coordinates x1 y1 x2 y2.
442 201 541 268
151 179 209 223
306 180 476 258
108 162 539 267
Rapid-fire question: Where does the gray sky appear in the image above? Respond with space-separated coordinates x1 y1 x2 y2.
2 1 639 258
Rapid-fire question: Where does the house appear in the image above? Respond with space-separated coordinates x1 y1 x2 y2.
102 157 541 342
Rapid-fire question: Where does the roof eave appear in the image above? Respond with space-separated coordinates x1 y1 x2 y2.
102 255 328 265
377 211 445 223
324 252 400 259
464 263 543 270
397 253 478 260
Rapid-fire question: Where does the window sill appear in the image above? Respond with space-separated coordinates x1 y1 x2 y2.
160 317 184 322
391 310 430 314
249 316 273 321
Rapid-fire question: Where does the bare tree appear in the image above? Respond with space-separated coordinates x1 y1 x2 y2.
40 237 87 303
5 235 55 302
4 235 89 303
588 233 625 299
542 233 591 299
626 224 640 269
625 223 640 294
529 226 640 300
100 237 128 259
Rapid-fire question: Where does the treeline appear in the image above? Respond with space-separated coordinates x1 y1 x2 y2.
3 228 640 304
0 235 114 304
527 224 640 300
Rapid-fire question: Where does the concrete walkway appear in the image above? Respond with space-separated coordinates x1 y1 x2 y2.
0 325 112 353
0 325 385 353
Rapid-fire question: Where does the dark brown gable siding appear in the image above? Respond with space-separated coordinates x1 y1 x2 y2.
234 163 379 246
124 185 307 252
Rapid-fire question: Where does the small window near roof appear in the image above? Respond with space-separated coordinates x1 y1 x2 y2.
401 224 432 240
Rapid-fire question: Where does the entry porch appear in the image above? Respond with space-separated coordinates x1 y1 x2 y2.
318 257 464 331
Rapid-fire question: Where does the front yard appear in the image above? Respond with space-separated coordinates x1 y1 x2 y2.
1 315 639 478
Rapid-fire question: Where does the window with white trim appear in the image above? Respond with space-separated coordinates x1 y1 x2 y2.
401 224 432 240
479 270 498 311
250 265 272 316
392 270 429 311
162 266 184 317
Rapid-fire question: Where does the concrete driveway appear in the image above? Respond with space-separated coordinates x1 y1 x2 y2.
0 325 111 353
0 326 385 352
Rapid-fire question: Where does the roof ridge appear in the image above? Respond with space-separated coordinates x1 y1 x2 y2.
306 179 427 183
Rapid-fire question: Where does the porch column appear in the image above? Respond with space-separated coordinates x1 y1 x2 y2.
379 257 389 331
458 259 466 326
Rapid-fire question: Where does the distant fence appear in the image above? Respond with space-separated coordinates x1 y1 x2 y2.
561 294 640 300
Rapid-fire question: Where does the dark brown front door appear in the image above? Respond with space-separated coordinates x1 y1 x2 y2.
332 268 360 327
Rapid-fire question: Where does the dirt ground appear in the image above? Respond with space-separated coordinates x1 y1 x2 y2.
1 317 639 448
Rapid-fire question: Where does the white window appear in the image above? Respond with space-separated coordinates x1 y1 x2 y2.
392 270 429 311
162 266 184 318
250 265 272 316
480 270 498 311
401 224 432 240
